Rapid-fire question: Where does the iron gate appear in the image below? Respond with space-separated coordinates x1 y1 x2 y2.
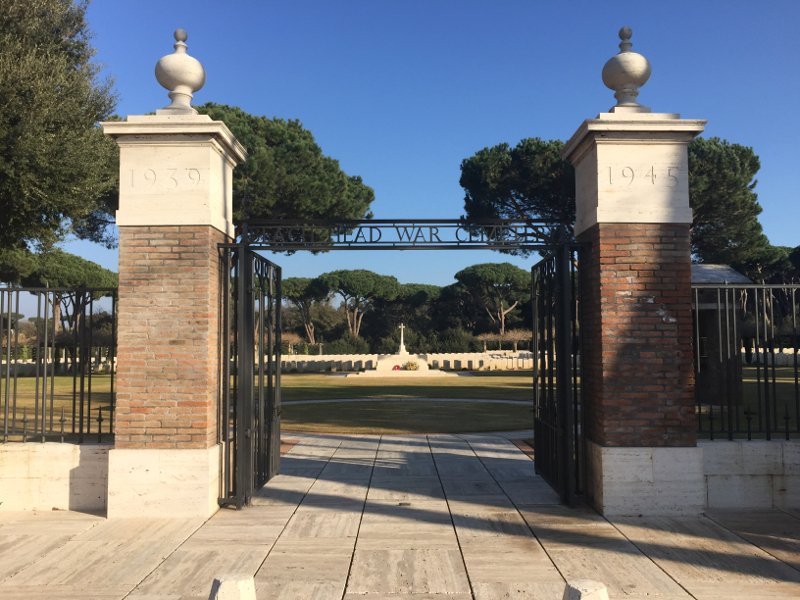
219 243 282 507
532 245 582 504
222 217 577 506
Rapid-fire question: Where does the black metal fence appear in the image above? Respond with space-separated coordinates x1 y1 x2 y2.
532 246 582 504
1 286 117 443
218 245 282 507
693 284 800 440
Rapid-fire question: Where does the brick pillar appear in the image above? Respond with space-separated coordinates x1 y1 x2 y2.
102 114 246 518
115 225 227 450
564 112 705 515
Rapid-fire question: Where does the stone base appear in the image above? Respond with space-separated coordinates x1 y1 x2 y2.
347 352 459 377
0 443 109 512
587 440 704 516
375 352 431 371
701 439 800 509
107 445 221 519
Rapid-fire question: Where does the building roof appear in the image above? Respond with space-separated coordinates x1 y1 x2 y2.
691 264 752 284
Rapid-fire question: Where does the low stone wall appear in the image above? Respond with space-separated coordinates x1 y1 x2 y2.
700 439 799 509
281 351 534 373
586 439 800 516
0 359 116 376
0 443 109 512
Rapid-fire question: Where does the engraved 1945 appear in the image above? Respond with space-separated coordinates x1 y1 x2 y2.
605 165 680 187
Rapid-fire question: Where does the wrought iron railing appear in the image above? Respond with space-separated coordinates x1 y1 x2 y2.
693 284 800 440
1 286 117 443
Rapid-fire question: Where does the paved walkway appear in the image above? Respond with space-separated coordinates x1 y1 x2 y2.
1 433 799 599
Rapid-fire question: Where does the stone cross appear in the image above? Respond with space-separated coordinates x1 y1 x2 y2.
398 323 408 355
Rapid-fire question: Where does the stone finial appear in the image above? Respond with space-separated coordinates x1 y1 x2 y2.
601 26 651 112
155 29 206 115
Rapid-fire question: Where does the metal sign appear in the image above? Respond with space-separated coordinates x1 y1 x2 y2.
240 219 570 251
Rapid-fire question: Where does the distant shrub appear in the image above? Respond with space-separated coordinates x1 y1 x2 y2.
325 335 371 355
426 328 477 353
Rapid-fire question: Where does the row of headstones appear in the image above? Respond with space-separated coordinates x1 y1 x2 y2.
280 353 536 372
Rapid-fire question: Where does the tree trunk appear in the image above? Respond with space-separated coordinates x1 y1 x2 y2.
498 300 518 337
354 309 364 337
303 321 316 345
345 308 355 337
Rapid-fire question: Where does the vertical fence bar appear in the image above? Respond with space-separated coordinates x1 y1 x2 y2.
557 243 575 504
218 245 237 505
569 248 583 496
110 290 117 435
794 288 799 433
716 288 724 437
733 287 741 435
236 244 253 506
764 288 771 438
273 265 282 479
753 288 763 433
87 294 94 436
2 289 8 441
769 289 778 434
257 262 266 487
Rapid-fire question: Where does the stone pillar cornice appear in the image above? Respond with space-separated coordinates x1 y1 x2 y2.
102 114 247 165
563 113 706 165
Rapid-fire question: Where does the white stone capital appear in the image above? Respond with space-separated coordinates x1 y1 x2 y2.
102 114 247 238
563 112 705 236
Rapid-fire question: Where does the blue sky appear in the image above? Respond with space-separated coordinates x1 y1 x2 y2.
68 0 800 286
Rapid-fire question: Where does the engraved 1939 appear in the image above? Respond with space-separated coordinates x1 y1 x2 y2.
605 165 681 187
130 167 202 189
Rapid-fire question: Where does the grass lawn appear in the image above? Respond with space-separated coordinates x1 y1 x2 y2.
0 373 113 440
279 371 534 434
698 366 800 438
282 399 534 434
281 371 534 402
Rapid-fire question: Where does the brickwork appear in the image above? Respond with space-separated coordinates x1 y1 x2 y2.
578 222 696 447
114 225 227 449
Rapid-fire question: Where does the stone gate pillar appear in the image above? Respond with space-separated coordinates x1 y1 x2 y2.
563 28 706 515
102 30 246 518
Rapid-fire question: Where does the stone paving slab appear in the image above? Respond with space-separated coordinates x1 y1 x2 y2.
0 583 132 600
347 547 472 596
7 518 201 586
611 515 800 599
2 432 800 600
367 475 446 501
0 510 102 582
705 509 800 571
254 526 355 598
128 543 274 599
